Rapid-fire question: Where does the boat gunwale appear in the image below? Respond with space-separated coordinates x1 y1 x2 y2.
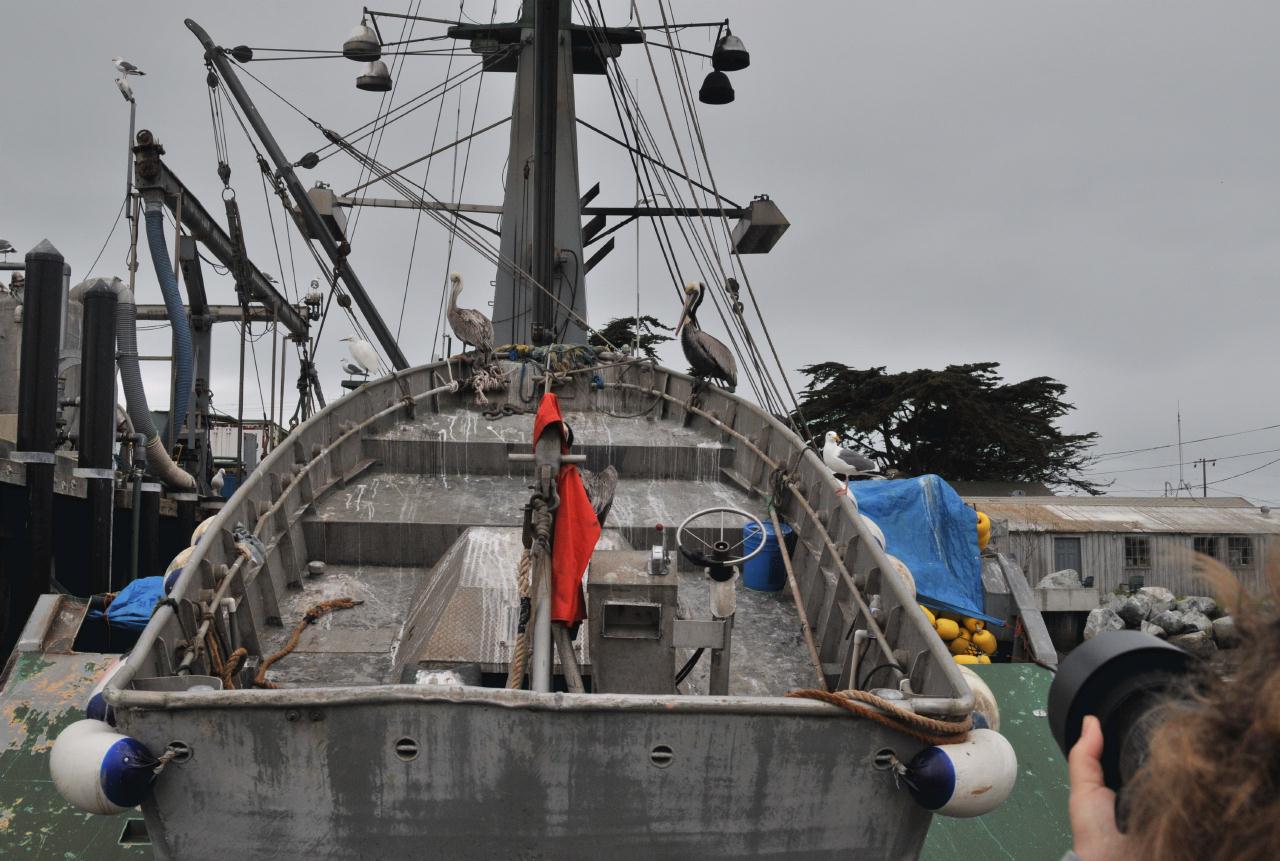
106 357 973 719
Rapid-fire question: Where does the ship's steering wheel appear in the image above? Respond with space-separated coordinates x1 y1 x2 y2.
675 507 767 575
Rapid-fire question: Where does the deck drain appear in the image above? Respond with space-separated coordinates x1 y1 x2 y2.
394 737 420 761
649 744 674 768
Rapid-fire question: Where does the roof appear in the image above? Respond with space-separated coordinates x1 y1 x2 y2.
964 495 1280 535
948 480 1053 497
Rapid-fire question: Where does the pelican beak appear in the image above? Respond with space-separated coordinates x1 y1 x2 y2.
675 289 696 336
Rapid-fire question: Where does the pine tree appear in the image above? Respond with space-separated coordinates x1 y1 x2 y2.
796 361 1103 494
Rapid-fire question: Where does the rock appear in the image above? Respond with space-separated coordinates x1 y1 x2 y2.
1176 596 1220 618
1102 593 1127 613
1117 594 1153 627
1083 607 1125 640
1181 610 1214 635
1139 620 1168 639
1149 609 1188 636
1037 569 1082 589
1136 586 1175 615
1212 615 1239 648
1169 630 1217 659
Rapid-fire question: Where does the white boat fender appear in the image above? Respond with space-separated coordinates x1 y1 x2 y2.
85 658 127 726
903 728 1017 818
190 516 214 547
860 514 886 551
957 664 1001 732
163 546 195 594
50 719 160 815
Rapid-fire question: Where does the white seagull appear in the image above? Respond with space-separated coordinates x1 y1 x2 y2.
112 56 146 76
341 336 379 376
821 431 881 480
210 468 226 495
0 239 13 259
114 77 134 103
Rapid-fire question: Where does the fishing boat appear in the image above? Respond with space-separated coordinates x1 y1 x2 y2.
1 4 1050 857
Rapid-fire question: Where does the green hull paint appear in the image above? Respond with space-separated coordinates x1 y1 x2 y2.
921 664 1072 861
0 651 149 858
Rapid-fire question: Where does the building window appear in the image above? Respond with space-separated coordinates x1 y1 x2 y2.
1228 536 1254 568
1124 536 1150 568
1192 536 1220 559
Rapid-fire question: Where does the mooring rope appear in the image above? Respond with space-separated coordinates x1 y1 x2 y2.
785 688 972 746
254 598 363 689
506 496 554 689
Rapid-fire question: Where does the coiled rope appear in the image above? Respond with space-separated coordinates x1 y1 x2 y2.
785 688 972 746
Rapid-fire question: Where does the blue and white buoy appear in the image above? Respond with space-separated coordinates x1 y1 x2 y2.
85 659 126 726
903 728 1017 818
163 546 195 594
50 719 158 815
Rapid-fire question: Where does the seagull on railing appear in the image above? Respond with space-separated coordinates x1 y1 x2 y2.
822 431 881 481
112 56 146 76
340 336 378 377
0 239 13 260
210 468 226 495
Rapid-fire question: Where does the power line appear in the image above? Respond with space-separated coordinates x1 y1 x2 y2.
1089 421 1280 462
1083 445 1280 475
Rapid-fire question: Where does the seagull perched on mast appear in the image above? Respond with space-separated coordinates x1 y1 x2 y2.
821 431 881 480
114 77 134 103
675 281 736 391
446 272 494 357
340 336 379 377
112 56 146 76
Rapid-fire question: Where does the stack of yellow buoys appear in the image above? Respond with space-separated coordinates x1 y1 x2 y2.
919 606 997 664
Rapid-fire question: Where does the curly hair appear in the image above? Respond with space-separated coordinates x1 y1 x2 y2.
1122 554 1280 860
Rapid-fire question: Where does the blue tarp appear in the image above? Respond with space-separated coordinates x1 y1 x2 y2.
848 475 1002 626
87 575 164 631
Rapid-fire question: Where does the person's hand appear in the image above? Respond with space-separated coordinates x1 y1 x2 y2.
1068 715 1131 861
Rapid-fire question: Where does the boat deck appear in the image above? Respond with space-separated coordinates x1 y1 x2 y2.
259 405 816 695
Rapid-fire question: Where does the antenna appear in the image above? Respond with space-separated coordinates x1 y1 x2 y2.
1177 403 1184 497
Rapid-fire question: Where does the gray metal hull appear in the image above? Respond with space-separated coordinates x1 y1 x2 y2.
126 689 930 859
105 358 972 858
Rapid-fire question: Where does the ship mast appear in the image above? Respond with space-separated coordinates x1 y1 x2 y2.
450 3 642 346
531 0 559 346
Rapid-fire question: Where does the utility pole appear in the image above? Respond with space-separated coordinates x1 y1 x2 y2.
1191 457 1216 498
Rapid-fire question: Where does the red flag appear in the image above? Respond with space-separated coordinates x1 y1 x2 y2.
533 394 602 624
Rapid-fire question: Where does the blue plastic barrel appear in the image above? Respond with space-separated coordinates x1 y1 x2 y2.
742 520 794 592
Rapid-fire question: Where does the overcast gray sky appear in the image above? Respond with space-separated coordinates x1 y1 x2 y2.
5 1 1280 502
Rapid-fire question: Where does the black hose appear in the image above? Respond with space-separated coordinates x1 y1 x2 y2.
675 648 705 686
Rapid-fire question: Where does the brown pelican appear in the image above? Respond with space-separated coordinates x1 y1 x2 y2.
582 464 619 528
447 272 494 355
675 282 736 391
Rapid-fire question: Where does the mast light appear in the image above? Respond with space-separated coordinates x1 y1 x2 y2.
711 29 749 72
343 22 382 62
356 60 393 92
698 71 734 105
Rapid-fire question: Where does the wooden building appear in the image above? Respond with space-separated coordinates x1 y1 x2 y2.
967 496 1279 596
